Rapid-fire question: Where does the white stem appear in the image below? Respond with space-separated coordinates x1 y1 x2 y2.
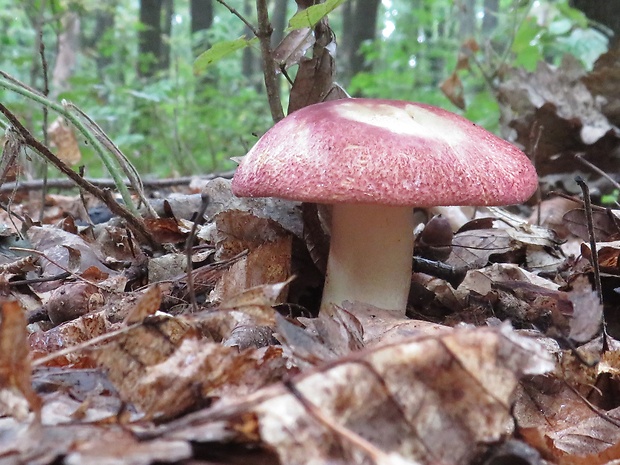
320 204 414 315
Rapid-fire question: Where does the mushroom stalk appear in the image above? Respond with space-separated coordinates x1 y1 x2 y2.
320 204 415 315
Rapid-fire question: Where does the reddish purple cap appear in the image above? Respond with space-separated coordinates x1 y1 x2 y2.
232 99 538 207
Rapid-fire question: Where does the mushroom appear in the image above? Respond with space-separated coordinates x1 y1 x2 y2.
231 99 538 315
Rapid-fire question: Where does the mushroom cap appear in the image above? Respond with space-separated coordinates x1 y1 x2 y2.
232 99 538 207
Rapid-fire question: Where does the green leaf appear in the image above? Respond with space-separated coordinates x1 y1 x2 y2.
287 0 346 31
194 37 257 75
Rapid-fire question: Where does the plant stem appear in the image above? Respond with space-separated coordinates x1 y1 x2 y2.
0 73 139 215
0 102 157 249
256 0 285 123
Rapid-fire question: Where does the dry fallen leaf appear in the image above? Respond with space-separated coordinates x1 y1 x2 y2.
0 300 41 420
164 324 553 465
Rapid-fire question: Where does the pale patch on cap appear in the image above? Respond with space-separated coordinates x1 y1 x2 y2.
334 101 466 144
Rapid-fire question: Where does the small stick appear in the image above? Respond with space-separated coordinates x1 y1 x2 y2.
575 154 620 192
185 193 210 313
215 0 258 36
530 123 543 225
575 176 603 304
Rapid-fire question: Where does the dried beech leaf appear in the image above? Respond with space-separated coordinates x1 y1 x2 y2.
123 285 163 326
288 16 339 113
0 422 191 464
47 117 81 166
0 300 41 419
446 229 515 268
220 277 294 309
272 27 315 70
277 304 365 367
170 325 553 465
213 236 292 304
213 209 290 260
100 333 286 420
338 301 451 346
498 57 620 179
143 217 187 244
440 72 465 110
275 313 339 366
30 311 111 368
94 314 194 415
563 209 620 242
27 226 116 289
567 275 603 343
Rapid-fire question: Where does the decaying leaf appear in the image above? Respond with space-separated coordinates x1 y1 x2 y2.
564 208 620 242
211 210 293 303
0 300 41 420
498 56 620 181
567 275 603 343
440 71 465 110
272 27 315 71
166 324 553 465
122 284 162 325
27 225 116 291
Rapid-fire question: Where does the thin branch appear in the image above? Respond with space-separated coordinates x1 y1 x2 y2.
0 72 139 215
214 0 284 122
575 176 603 304
0 170 235 192
256 0 285 122
0 102 158 249
215 0 258 36
186 193 210 313
575 154 620 192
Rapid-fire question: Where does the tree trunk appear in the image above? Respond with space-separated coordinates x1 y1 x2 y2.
242 0 260 90
341 0 381 84
51 11 80 98
270 0 288 48
138 0 172 77
190 0 214 55
81 2 117 79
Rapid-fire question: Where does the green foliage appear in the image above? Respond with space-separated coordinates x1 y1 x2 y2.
510 1 607 71
287 0 346 30
348 0 609 133
194 36 258 74
0 0 612 180
601 190 620 206
0 0 273 178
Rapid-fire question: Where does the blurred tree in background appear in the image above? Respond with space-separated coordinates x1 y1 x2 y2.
0 0 612 178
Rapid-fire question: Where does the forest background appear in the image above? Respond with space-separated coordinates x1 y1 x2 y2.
0 0 616 178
